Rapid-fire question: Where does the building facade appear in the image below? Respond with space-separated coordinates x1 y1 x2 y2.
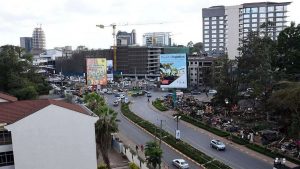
19 37 32 52
202 2 291 59
143 32 171 47
32 27 46 55
116 30 136 46
0 100 98 169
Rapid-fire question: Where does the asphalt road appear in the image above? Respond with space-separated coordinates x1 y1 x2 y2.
128 91 272 169
106 95 201 169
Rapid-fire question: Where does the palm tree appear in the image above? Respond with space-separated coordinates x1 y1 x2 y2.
145 141 162 169
84 93 119 169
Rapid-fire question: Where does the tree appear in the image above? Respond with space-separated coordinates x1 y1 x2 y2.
84 93 119 169
144 141 162 169
187 41 203 54
0 45 50 99
277 22 300 81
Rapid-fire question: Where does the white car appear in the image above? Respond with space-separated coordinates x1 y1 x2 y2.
172 159 189 169
116 97 121 102
210 139 226 151
208 89 217 94
120 94 125 99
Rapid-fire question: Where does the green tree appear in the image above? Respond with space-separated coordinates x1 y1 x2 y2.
84 93 119 169
187 41 203 54
277 22 300 81
0 45 50 99
144 141 162 169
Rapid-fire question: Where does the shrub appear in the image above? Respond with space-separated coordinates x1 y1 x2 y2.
129 162 140 169
230 135 249 145
97 163 107 169
152 100 168 111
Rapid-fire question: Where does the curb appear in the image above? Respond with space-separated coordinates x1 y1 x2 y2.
122 104 205 169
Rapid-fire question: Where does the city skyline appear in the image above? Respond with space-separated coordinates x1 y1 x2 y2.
1 0 299 50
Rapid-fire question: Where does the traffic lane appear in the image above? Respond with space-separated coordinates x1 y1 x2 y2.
107 97 201 169
130 95 272 169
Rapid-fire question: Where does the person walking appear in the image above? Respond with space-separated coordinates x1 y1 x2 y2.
135 145 139 152
141 144 144 152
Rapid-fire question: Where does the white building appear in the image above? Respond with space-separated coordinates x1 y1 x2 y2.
0 99 98 169
143 32 171 46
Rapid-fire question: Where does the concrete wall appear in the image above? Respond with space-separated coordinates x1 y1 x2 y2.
5 105 98 169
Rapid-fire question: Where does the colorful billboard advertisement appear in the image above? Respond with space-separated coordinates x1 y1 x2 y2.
160 53 187 88
86 58 107 85
107 60 113 81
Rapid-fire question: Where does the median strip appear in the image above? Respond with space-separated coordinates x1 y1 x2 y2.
121 103 232 169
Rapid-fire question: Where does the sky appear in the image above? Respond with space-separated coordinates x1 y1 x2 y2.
0 0 299 50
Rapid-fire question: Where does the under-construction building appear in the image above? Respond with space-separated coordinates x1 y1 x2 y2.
32 27 46 55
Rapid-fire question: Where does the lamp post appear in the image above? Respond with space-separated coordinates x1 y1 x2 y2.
174 115 181 140
224 98 229 117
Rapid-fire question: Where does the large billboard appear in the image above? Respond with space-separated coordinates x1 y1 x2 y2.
107 60 113 82
160 53 187 88
86 58 107 86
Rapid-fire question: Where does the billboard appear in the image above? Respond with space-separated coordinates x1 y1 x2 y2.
107 60 113 81
86 58 107 86
160 53 187 88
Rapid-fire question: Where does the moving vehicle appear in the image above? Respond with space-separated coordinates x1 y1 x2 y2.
113 100 119 106
210 139 226 150
208 89 217 94
146 92 152 97
172 159 189 169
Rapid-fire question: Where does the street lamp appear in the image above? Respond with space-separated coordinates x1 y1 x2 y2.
174 115 181 140
224 98 229 117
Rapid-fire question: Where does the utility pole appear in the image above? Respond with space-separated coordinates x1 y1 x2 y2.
174 115 181 140
159 119 162 148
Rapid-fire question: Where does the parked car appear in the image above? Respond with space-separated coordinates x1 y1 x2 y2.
208 89 217 94
146 92 152 97
107 90 113 95
210 139 226 150
172 159 189 169
113 100 119 106
115 93 120 97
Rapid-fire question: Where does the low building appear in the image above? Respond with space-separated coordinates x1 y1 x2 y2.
0 99 98 169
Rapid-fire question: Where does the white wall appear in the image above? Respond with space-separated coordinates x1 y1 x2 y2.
5 105 98 169
225 5 242 60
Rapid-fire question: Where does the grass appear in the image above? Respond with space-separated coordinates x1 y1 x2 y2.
152 99 168 111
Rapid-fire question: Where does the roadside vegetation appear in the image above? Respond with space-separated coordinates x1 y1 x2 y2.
152 99 168 111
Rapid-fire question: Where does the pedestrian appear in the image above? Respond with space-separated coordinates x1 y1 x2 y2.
148 98 150 102
135 145 139 152
141 144 144 152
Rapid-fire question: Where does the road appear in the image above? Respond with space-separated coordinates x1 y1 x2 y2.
128 91 272 169
106 95 201 169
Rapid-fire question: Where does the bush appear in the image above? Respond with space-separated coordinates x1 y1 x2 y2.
152 100 168 111
204 160 232 169
230 135 249 145
121 103 231 168
97 163 107 169
129 162 140 169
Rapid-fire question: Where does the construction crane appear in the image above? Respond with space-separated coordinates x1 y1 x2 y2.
96 22 175 71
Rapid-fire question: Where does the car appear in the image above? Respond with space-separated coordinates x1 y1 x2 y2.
191 91 201 95
208 89 217 94
210 139 226 150
146 92 152 97
116 97 121 102
172 159 189 169
115 93 120 97
120 94 125 99
113 100 119 106
107 90 112 95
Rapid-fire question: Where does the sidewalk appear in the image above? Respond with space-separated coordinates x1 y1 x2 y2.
147 102 299 168
97 148 129 169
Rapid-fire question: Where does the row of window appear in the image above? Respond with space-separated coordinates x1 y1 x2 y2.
244 12 285 18
204 43 224 47
204 29 225 34
242 6 286 14
243 31 282 37
204 34 225 38
204 39 224 43
204 16 224 21
0 151 14 167
204 20 224 25
244 17 285 23
204 47 224 51
0 131 12 145
244 22 285 28
204 25 225 29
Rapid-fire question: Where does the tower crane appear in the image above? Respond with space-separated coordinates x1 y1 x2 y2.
96 22 172 71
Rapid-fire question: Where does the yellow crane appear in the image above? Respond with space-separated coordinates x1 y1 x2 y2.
96 22 177 71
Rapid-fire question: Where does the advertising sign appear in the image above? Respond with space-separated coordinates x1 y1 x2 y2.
107 60 113 81
175 130 181 140
86 58 107 85
160 53 187 88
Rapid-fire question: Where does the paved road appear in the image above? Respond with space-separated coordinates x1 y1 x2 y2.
128 91 272 169
106 95 202 169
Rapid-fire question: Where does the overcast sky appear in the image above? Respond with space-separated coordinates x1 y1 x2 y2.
1 0 299 50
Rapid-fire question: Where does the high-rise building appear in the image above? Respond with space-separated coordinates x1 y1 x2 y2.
20 37 32 52
202 2 291 59
32 26 46 55
116 29 136 46
143 32 171 47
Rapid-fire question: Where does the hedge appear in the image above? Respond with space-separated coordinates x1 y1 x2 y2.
121 103 231 169
152 100 168 111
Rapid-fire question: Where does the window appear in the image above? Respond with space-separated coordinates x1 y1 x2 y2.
204 39 209 42
251 7 258 13
212 30 216 34
276 13 284 17
244 28 249 32
276 32 280 36
0 151 14 167
212 17 217 20
252 23 257 27
268 13 274 17
212 43 216 46
260 18 266 23
219 25 224 29
219 16 224 20
244 8 251 13
244 19 250 23
252 14 257 18
204 44 209 47
259 7 266 13
276 18 283 22
219 30 224 33
212 39 217 42
204 17 209 21
219 39 224 42
244 24 250 27
268 6 274 12
268 18 274 22
219 34 224 38
204 35 209 38
244 14 250 18
204 30 209 34
276 27 283 31
212 26 216 29
219 20 223 24
205 48 209 51
212 21 217 24
276 22 283 26
190 79 193 81
252 18 257 22
204 26 209 29
212 34 216 38
252 28 257 31
260 13 266 18
204 21 210 25
276 6 284 11
219 43 224 46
